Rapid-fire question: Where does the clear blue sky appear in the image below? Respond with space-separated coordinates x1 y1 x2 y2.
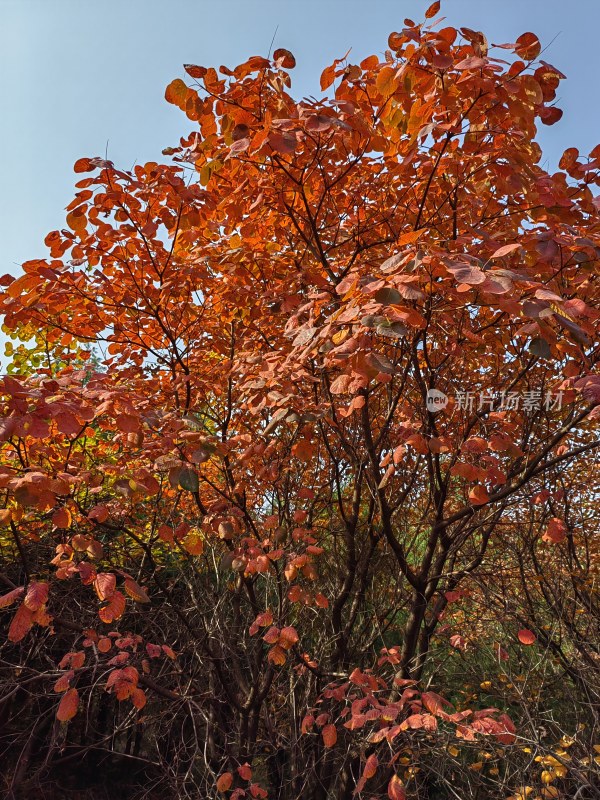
1 0 599 325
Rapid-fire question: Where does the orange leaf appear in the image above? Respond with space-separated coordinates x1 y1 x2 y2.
52 507 72 529
421 690 448 716
279 626 300 649
468 485 489 506
56 688 79 722
515 32 541 61
94 573 116 601
388 775 407 800
216 772 233 792
397 229 425 246
320 64 337 91
54 670 74 692
301 714 315 734
181 530 204 556
490 243 521 258
99 590 126 624
165 78 189 107
273 48 296 69
363 753 378 779
131 688 147 710
268 644 287 665
73 157 92 173
322 723 337 748
184 64 207 79
8 603 34 642
0 586 24 609
24 581 49 611
425 1 440 18
124 578 150 603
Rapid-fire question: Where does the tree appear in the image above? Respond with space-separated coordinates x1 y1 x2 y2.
1 4 599 798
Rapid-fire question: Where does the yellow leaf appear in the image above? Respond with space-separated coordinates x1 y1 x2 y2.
332 329 349 345
182 530 204 556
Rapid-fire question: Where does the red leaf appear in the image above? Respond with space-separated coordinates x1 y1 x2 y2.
59 651 86 669
447 264 486 285
495 713 517 745
88 504 109 523
116 414 139 433
56 687 79 722
542 517 568 544
539 106 563 126
517 629 536 645
161 644 176 659
263 626 280 644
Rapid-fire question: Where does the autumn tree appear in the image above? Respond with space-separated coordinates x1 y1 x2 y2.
1 4 599 798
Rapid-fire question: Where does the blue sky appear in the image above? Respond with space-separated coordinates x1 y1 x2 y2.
1 0 599 358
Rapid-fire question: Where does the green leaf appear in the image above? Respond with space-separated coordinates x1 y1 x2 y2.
178 467 199 493
374 287 402 305
529 337 551 359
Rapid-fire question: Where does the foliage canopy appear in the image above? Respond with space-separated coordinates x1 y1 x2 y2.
1 4 599 798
